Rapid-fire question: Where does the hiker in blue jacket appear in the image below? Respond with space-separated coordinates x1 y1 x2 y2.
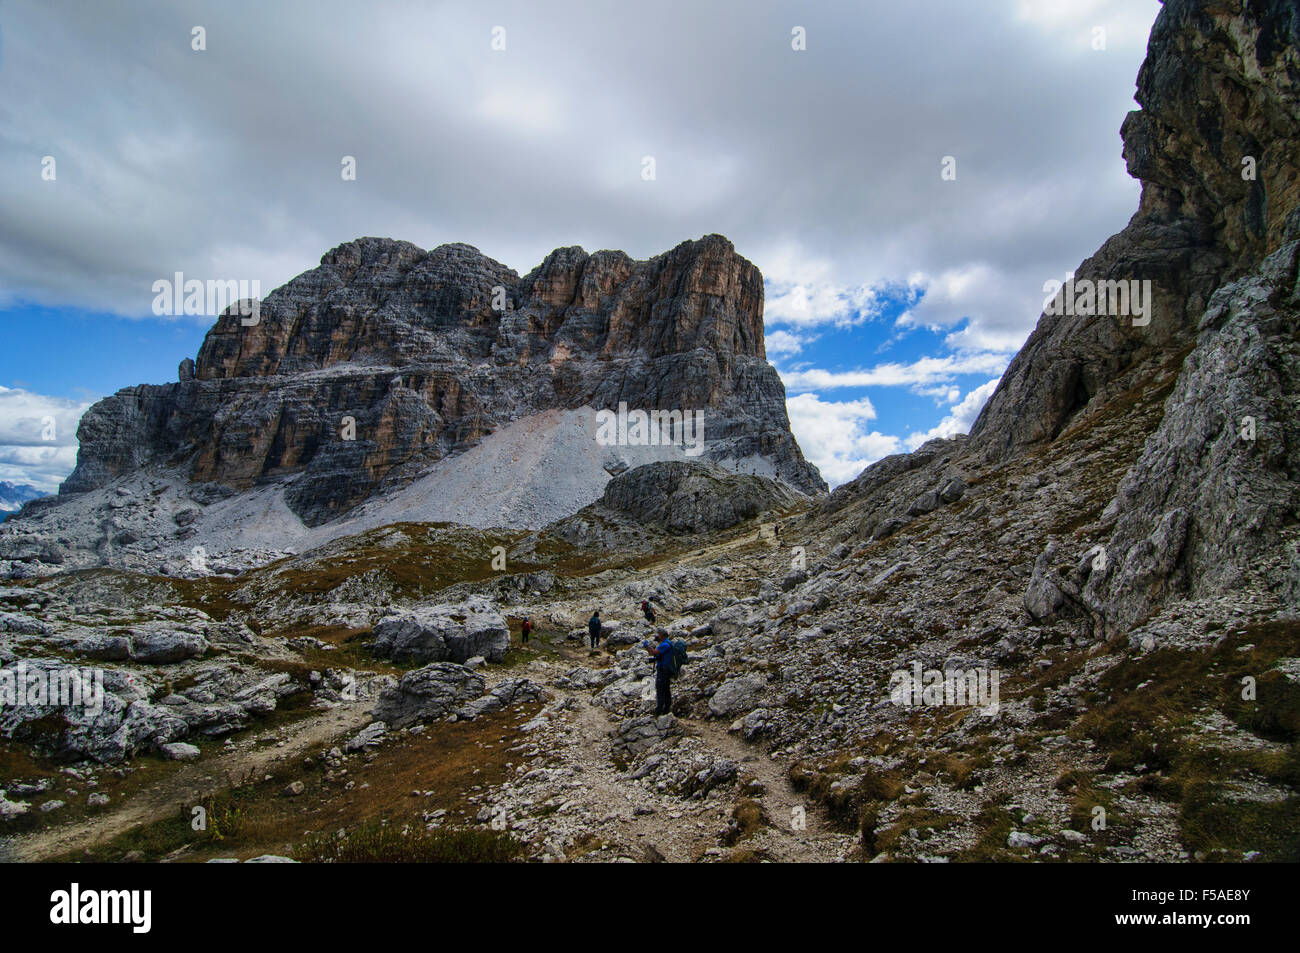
588 610 602 650
643 631 675 716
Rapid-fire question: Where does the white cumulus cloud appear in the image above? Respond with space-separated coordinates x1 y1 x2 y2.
0 386 91 491
786 393 902 489
904 378 1001 450
780 353 1012 394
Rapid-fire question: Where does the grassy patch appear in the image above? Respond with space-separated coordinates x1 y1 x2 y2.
955 796 1023 862
1069 620 1300 860
1178 780 1300 861
294 819 525 863
52 706 534 862
872 807 959 854
722 797 768 845
789 757 904 834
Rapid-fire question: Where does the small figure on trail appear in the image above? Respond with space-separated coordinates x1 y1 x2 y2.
643 630 675 716
588 610 602 650
521 617 532 644
641 600 656 624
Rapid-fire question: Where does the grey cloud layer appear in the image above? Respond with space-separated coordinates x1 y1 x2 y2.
0 0 1159 489
3 0 1155 325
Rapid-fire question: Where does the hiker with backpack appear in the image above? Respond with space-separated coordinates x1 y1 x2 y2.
640 600 656 624
521 617 532 644
588 610 602 650
643 630 688 716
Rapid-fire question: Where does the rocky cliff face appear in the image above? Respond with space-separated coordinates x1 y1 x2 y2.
55 234 822 531
970 0 1299 461
1083 224 1300 630
952 0 1300 632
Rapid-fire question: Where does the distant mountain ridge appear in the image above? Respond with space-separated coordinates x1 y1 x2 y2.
0 482 45 520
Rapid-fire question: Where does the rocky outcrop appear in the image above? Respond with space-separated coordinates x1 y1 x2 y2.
537 461 802 554
707 674 767 718
1084 233 1300 630
817 436 970 545
370 597 510 664
594 462 801 535
971 0 1300 461
55 235 823 532
610 713 681 760
929 0 1300 637
372 662 486 729
0 660 305 763
455 678 547 721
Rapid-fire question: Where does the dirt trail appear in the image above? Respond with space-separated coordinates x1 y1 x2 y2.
8 704 372 862
498 522 843 861
521 649 845 862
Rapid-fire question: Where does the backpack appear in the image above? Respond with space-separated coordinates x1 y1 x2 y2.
668 639 689 678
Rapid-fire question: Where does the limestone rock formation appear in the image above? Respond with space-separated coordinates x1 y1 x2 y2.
372 663 486 729
370 597 510 665
538 461 801 555
971 0 1300 461
595 462 802 535
1084 234 1300 630
59 234 823 529
3 0 1298 866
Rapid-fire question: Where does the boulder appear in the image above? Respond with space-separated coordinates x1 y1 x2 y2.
79 634 132 661
371 597 509 664
780 569 808 592
595 462 807 535
730 707 772 740
159 742 201 762
907 490 941 517
871 516 910 541
1024 544 1066 621
602 624 640 648
0 793 29 817
938 476 966 503
611 713 680 759
455 679 546 720
343 721 387 752
127 628 208 664
708 674 766 718
372 663 485 729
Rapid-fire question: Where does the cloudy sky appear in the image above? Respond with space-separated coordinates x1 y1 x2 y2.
0 0 1161 491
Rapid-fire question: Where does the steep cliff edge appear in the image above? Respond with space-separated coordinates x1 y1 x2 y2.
835 0 1300 634
970 0 1299 461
